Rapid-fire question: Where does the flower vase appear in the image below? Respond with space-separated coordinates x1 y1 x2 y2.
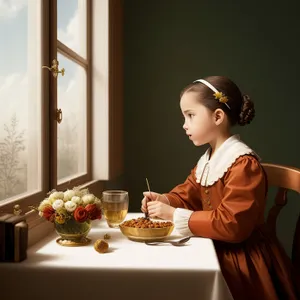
55 218 91 246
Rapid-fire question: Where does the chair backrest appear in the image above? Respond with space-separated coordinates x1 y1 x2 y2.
262 163 300 273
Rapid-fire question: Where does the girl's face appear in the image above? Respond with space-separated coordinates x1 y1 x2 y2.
180 91 218 146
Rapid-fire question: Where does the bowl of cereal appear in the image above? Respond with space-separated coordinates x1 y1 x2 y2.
119 217 174 242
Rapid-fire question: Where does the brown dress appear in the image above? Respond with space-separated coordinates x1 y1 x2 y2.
165 155 300 300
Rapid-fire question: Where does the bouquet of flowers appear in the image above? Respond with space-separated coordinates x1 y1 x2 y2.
34 187 102 224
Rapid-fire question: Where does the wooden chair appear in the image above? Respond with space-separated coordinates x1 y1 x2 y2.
262 163 300 274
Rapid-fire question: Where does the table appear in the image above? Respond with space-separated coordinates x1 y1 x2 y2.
0 213 233 300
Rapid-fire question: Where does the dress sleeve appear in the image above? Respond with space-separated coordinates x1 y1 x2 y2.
164 167 203 211
188 156 266 243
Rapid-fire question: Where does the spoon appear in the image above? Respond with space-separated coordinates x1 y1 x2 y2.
145 236 192 246
144 178 152 220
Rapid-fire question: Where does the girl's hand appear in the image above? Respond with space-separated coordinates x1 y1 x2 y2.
147 201 175 220
141 191 169 213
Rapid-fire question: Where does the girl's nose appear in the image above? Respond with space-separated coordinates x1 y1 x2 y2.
183 122 188 130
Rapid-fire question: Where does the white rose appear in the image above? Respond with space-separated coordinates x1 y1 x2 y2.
64 201 77 212
39 211 44 217
38 199 51 211
74 188 89 197
82 194 95 204
64 190 76 202
52 199 64 210
49 192 64 203
94 198 102 209
80 188 89 196
71 196 82 205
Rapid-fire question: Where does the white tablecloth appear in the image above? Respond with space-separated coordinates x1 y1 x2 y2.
0 213 233 300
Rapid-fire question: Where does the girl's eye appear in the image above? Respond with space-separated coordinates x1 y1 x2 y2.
188 114 194 118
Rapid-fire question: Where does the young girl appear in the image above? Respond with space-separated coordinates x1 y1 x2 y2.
141 76 300 300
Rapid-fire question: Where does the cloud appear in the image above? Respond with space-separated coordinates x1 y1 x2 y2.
59 69 84 118
58 8 86 56
0 73 22 91
0 0 27 20
58 9 79 51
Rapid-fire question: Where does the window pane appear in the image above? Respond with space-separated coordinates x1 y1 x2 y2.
57 53 87 183
57 0 87 58
0 0 42 202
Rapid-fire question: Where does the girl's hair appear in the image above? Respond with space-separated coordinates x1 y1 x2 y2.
180 76 255 126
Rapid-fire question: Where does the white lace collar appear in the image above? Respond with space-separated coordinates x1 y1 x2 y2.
195 135 260 186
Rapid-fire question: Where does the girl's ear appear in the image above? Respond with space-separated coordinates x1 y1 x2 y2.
214 109 225 125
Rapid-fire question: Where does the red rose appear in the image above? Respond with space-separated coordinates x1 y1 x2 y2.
74 207 88 223
43 206 55 222
95 208 102 220
85 204 102 220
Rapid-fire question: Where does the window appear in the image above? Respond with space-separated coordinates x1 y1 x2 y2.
0 0 45 213
0 0 124 240
52 0 92 189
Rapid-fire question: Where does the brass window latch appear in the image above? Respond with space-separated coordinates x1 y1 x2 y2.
56 108 63 124
42 58 65 78
13 204 22 215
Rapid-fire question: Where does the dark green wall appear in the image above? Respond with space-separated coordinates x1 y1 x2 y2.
108 0 300 256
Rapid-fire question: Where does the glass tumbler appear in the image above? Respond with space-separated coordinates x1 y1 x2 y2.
102 190 129 228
